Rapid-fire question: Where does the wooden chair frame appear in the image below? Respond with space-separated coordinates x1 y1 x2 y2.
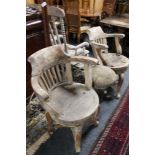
87 26 129 98
28 45 100 152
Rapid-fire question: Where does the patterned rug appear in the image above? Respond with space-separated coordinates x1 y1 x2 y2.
90 88 129 155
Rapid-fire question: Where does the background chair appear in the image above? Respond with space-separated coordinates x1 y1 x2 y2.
47 5 89 57
86 26 129 98
28 45 100 152
63 0 91 44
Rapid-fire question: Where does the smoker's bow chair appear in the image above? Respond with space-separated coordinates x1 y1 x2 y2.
47 5 89 57
87 26 129 98
28 45 100 152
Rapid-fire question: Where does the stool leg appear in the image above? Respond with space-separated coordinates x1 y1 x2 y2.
91 106 100 126
71 126 82 152
114 73 124 98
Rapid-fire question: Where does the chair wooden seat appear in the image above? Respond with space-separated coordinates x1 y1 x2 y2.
101 53 129 72
48 83 99 123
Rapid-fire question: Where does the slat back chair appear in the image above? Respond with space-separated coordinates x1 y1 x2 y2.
86 26 129 98
28 45 100 152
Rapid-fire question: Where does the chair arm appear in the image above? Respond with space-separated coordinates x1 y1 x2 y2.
31 76 49 101
69 55 99 65
105 33 125 38
91 41 108 50
31 77 61 117
67 42 89 50
105 33 125 55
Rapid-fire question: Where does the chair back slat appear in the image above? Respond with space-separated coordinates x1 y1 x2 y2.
38 76 48 91
38 62 69 90
56 65 63 81
51 18 61 44
51 67 59 83
44 70 53 88
49 22 57 45
60 63 66 80
40 73 50 90
47 69 56 86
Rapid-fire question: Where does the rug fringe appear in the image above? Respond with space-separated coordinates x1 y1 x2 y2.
27 132 50 155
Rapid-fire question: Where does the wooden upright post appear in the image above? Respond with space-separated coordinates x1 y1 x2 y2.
39 0 51 46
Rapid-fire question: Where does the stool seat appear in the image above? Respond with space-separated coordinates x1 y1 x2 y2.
92 65 117 89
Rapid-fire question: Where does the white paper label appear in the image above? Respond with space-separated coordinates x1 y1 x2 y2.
41 2 47 7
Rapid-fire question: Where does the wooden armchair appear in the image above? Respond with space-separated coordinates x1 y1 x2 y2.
47 5 89 56
28 45 100 152
86 26 129 98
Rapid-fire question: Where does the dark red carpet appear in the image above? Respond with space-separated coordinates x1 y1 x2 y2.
90 88 129 155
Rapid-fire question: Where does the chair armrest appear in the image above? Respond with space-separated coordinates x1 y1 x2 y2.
105 33 125 55
105 33 125 38
69 55 99 65
91 41 108 50
31 76 49 101
67 42 89 50
31 76 61 117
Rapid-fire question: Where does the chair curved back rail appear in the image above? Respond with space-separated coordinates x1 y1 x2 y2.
28 45 99 97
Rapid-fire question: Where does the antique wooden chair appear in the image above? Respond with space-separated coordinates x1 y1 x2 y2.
28 45 100 152
86 26 129 98
47 5 89 56
63 0 91 43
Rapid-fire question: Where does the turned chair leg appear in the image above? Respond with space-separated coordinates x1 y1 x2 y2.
71 126 82 152
113 73 124 98
45 112 54 135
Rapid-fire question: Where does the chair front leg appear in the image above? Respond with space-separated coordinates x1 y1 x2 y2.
45 112 54 135
71 126 82 152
